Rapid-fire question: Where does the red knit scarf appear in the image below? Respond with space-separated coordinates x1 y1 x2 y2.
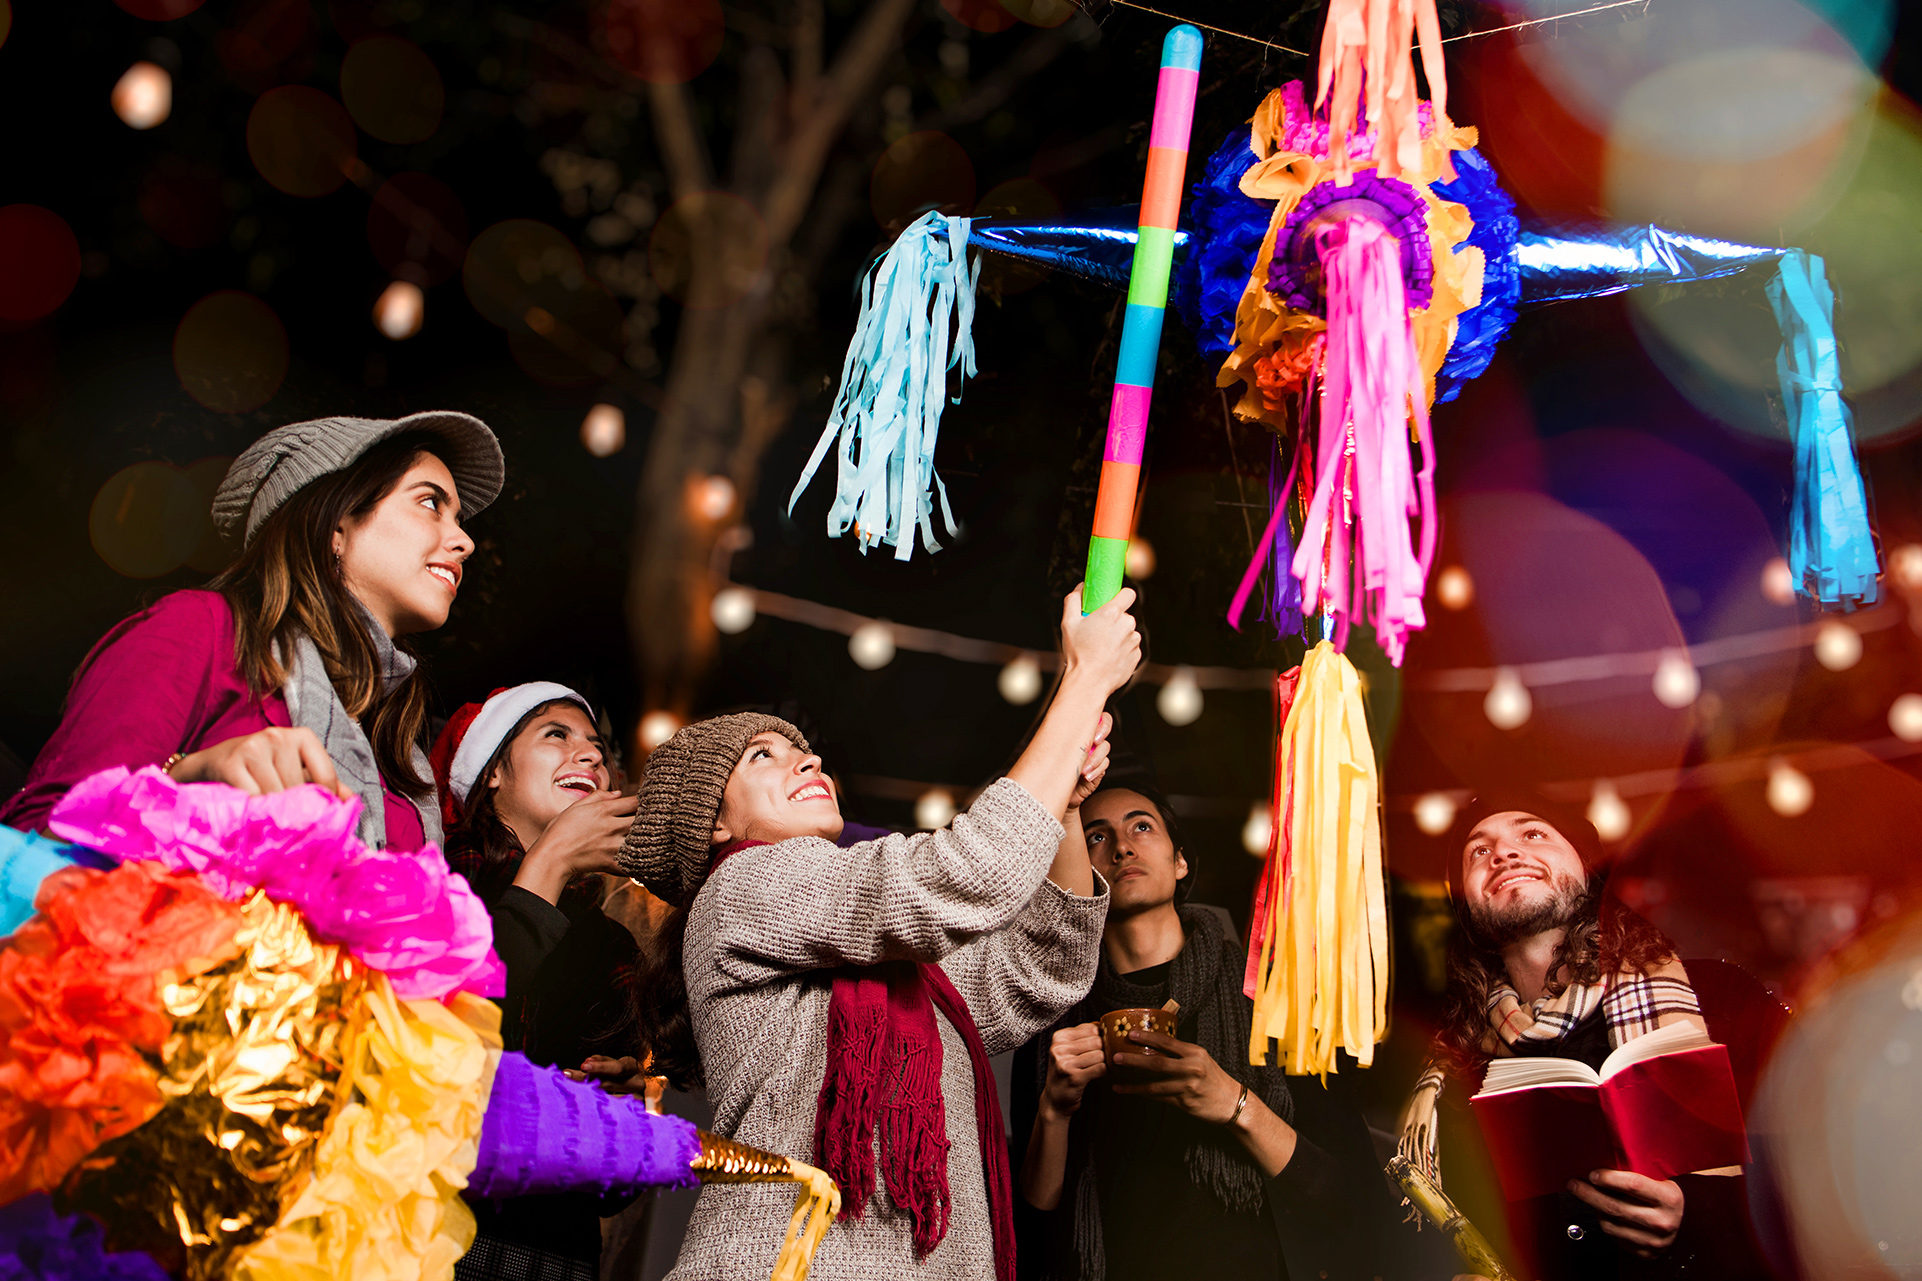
711 840 1015 1281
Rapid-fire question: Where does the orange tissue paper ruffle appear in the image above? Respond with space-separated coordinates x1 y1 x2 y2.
0 862 242 1203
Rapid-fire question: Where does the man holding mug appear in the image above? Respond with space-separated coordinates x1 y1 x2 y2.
1014 784 1390 1281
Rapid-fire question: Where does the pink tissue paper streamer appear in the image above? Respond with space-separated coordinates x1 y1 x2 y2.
47 766 505 1002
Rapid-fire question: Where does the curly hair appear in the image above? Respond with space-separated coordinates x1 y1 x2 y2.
1438 879 1678 1071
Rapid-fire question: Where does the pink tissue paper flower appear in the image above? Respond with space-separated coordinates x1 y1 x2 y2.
49 767 505 1001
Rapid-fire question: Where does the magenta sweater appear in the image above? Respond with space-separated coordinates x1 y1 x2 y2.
2 590 425 849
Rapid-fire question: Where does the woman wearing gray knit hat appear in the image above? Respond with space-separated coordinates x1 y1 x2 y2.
2 411 503 851
623 586 1142 1281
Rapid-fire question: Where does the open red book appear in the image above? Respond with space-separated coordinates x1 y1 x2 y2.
1469 1021 1751 1202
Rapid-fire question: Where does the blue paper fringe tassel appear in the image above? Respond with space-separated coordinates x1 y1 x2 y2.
1766 251 1880 610
789 211 979 560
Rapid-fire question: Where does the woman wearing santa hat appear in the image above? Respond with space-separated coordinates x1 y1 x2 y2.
430 681 645 1281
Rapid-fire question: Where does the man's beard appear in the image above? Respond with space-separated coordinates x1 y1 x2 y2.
1467 876 1588 947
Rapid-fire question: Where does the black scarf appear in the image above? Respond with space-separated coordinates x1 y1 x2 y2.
1036 905 1295 1280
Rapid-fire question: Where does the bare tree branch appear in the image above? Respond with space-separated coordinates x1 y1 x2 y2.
793 0 824 118
648 79 716 201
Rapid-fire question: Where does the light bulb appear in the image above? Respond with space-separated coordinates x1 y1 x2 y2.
1435 564 1475 611
1587 780 1631 842
581 403 625 457
692 474 736 522
1413 792 1458 836
638 710 680 752
372 279 424 339
1813 620 1862 671
1888 544 1922 593
915 788 956 831
1889 693 1922 742
998 655 1042 705
1241 802 1273 857
710 586 755 635
1125 539 1157 580
112 62 171 129
1484 667 1531 730
1651 649 1700 709
1157 667 1203 726
1766 759 1814 817
1759 556 1796 606
849 622 895 670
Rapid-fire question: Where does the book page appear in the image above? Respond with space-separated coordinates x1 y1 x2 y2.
1598 1019 1714 1080
1476 1055 1601 1094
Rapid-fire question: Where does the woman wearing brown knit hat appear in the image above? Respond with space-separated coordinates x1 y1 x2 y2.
620 586 1142 1281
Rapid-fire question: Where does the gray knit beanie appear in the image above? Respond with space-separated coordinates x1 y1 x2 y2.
620 712 810 907
213 410 505 546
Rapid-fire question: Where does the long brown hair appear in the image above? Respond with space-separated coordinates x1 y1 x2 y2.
634 904 701 1090
1438 879 1678 1070
208 431 446 795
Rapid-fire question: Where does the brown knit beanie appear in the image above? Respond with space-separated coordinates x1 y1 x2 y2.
619 712 809 907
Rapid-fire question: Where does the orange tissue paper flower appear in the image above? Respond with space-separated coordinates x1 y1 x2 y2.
0 862 242 1202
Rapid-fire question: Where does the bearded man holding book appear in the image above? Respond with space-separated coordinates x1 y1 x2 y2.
1405 792 1791 1281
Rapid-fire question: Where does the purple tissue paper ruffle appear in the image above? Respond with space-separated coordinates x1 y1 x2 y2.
471 1053 703 1199
0 1195 169 1281
1268 171 1434 314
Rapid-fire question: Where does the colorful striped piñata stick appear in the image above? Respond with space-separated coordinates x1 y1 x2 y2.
1082 23 1203 612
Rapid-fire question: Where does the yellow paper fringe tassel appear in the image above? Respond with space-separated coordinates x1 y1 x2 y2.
1247 641 1389 1076
772 1160 841 1281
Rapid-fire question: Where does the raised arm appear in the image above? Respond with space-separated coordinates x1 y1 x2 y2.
1004 586 1141 825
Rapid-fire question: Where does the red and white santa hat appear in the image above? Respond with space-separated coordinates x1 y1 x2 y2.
429 681 594 828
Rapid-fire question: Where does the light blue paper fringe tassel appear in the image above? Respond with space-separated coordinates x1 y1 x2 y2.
1 826 83 938
789 211 979 560
1767 251 1880 610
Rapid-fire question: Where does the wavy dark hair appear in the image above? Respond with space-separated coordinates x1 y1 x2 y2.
208 431 450 796
634 904 702 1091
443 700 642 1068
1438 878 1678 1071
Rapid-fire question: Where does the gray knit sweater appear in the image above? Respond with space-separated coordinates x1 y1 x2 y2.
665 778 1108 1281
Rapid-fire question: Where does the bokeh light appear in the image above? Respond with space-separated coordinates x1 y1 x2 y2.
1586 780 1631 843
581 403 626 458
88 462 205 578
647 192 769 310
173 290 288 413
1157 668 1203 727
111 61 172 129
638 710 681 752
139 157 227 249
0 205 81 323
939 0 1016 35
1483 667 1531 730
1888 693 1922 743
998 655 1042 705
367 173 468 286
1241 803 1273 857
691 475 736 523
1767 758 1816 817
217 0 314 93
1761 556 1797 605
1651 649 1700 709
915 788 957 831
1412 792 1457 837
179 456 234 573
1124 538 1155 579
0 0 11 51
372 280 423 339
1435 564 1474 611
602 0 723 84
464 220 623 386
1814 620 1864 671
870 131 976 229
246 86 355 198
1889 543 1922 592
710 586 755 635
340 36 444 145
849 622 896 671
112 0 207 16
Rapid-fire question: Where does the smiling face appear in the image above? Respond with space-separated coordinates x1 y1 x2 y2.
1459 810 1590 945
487 702 607 849
333 452 472 637
1082 788 1188 916
711 731 845 848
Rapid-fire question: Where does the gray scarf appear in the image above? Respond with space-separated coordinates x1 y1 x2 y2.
1038 904 1296 1280
279 607 441 850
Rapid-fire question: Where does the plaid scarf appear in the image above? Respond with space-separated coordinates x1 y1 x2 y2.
1483 955 1703 1057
